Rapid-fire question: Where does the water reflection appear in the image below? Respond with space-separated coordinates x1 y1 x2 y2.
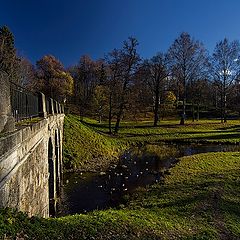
58 143 240 216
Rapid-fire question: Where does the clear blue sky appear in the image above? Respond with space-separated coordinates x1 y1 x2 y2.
1 0 240 67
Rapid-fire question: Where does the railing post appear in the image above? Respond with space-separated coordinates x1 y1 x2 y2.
55 101 58 114
38 92 47 118
58 103 61 114
0 73 15 133
50 98 55 115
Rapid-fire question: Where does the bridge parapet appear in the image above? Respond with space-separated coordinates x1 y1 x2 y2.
0 75 65 217
9 81 64 125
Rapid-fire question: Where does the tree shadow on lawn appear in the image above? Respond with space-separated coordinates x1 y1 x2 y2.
81 120 206 130
81 120 240 141
116 130 228 139
217 125 240 131
81 120 109 129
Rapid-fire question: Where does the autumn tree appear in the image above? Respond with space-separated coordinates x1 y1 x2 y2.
92 60 108 122
168 32 208 124
36 55 73 102
69 55 100 116
210 38 240 122
92 85 108 123
0 25 20 82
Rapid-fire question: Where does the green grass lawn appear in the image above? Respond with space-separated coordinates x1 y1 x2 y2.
63 115 127 171
1 115 240 239
1 152 240 239
63 116 240 171
83 118 240 144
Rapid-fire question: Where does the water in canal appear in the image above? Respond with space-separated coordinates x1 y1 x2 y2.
58 143 240 216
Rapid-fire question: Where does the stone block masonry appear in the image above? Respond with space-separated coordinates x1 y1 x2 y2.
0 114 64 217
0 73 65 217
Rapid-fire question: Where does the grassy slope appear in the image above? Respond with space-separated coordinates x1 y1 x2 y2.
1 152 240 239
63 116 240 171
1 116 240 239
63 115 127 171
64 116 240 171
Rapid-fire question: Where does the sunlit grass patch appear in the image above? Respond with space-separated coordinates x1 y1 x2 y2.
2 152 240 239
83 117 240 143
63 114 127 171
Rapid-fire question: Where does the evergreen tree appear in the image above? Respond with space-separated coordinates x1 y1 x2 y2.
0 25 20 81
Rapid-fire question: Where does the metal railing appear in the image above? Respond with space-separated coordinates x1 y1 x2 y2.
10 82 64 122
10 82 39 122
46 98 50 114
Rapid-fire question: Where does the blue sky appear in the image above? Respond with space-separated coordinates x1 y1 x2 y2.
1 0 240 66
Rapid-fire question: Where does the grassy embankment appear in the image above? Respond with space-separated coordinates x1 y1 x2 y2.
63 115 240 171
63 115 127 171
1 152 240 239
1 115 240 239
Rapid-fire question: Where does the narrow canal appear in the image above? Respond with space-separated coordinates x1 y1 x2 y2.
58 143 240 216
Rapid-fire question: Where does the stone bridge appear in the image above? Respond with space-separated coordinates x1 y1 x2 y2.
0 73 65 217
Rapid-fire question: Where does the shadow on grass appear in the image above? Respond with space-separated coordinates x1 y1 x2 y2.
217 125 240 131
115 130 233 139
81 119 240 143
80 120 110 129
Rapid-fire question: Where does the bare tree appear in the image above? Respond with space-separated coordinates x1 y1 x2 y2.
189 78 211 121
130 67 153 120
211 38 240 122
18 57 36 87
113 37 140 133
168 32 208 125
105 49 122 133
142 53 169 126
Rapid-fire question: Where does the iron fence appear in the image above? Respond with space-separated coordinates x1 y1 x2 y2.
46 98 50 114
10 82 39 122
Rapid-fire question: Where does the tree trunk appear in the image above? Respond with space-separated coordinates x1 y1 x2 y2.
108 93 112 134
114 76 129 133
153 89 160 127
192 102 195 122
180 96 186 125
162 104 164 120
98 106 102 123
223 91 227 123
223 74 227 123
220 89 223 123
114 102 124 133
79 105 84 121
180 73 186 125
197 103 200 121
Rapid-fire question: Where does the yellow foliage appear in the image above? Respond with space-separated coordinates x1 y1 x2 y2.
165 91 176 103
